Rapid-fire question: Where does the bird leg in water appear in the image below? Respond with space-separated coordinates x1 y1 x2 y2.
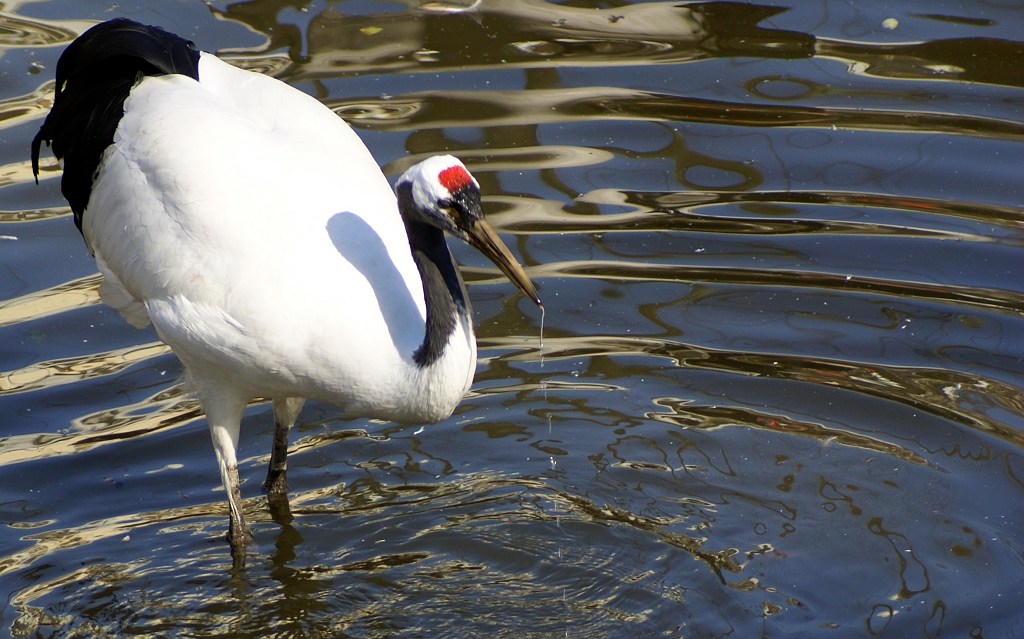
264 397 305 519
223 464 252 557
204 392 254 556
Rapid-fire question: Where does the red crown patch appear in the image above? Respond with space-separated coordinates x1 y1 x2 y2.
438 165 473 193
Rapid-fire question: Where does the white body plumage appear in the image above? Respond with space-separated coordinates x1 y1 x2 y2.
87 53 474 423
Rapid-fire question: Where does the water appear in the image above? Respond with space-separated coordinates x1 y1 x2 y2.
2 1 1023 636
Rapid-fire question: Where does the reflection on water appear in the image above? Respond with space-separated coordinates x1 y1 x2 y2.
2 0 1023 636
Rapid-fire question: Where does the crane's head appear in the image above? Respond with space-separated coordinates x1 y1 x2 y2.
397 155 541 307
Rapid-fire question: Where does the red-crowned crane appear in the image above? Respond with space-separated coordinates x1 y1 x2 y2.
32 18 541 561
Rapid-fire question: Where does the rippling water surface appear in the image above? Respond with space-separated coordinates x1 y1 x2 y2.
2 1 1023 636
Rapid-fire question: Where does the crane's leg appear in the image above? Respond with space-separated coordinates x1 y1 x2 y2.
203 391 252 559
264 397 305 505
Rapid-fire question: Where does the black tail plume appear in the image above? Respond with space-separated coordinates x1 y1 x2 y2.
31 18 201 231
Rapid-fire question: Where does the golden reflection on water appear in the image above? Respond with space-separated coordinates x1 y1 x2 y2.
1 468 744 633
0 382 196 466
1 342 169 396
649 397 930 466
530 258 1024 315
0 82 54 133
0 14 79 47
505 332 1024 450
0 206 67 223
0 274 100 327
1 0 1023 636
327 85 1024 142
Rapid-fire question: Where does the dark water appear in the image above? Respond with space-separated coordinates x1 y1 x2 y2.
2 1 1023 636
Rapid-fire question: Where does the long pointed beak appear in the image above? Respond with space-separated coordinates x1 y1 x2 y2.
465 219 542 307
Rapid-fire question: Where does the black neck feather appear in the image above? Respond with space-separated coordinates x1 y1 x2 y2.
397 183 471 368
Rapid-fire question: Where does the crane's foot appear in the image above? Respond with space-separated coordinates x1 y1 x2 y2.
224 464 254 566
264 466 294 524
263 464 288 499
227 518 254 566
226 509 254 545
